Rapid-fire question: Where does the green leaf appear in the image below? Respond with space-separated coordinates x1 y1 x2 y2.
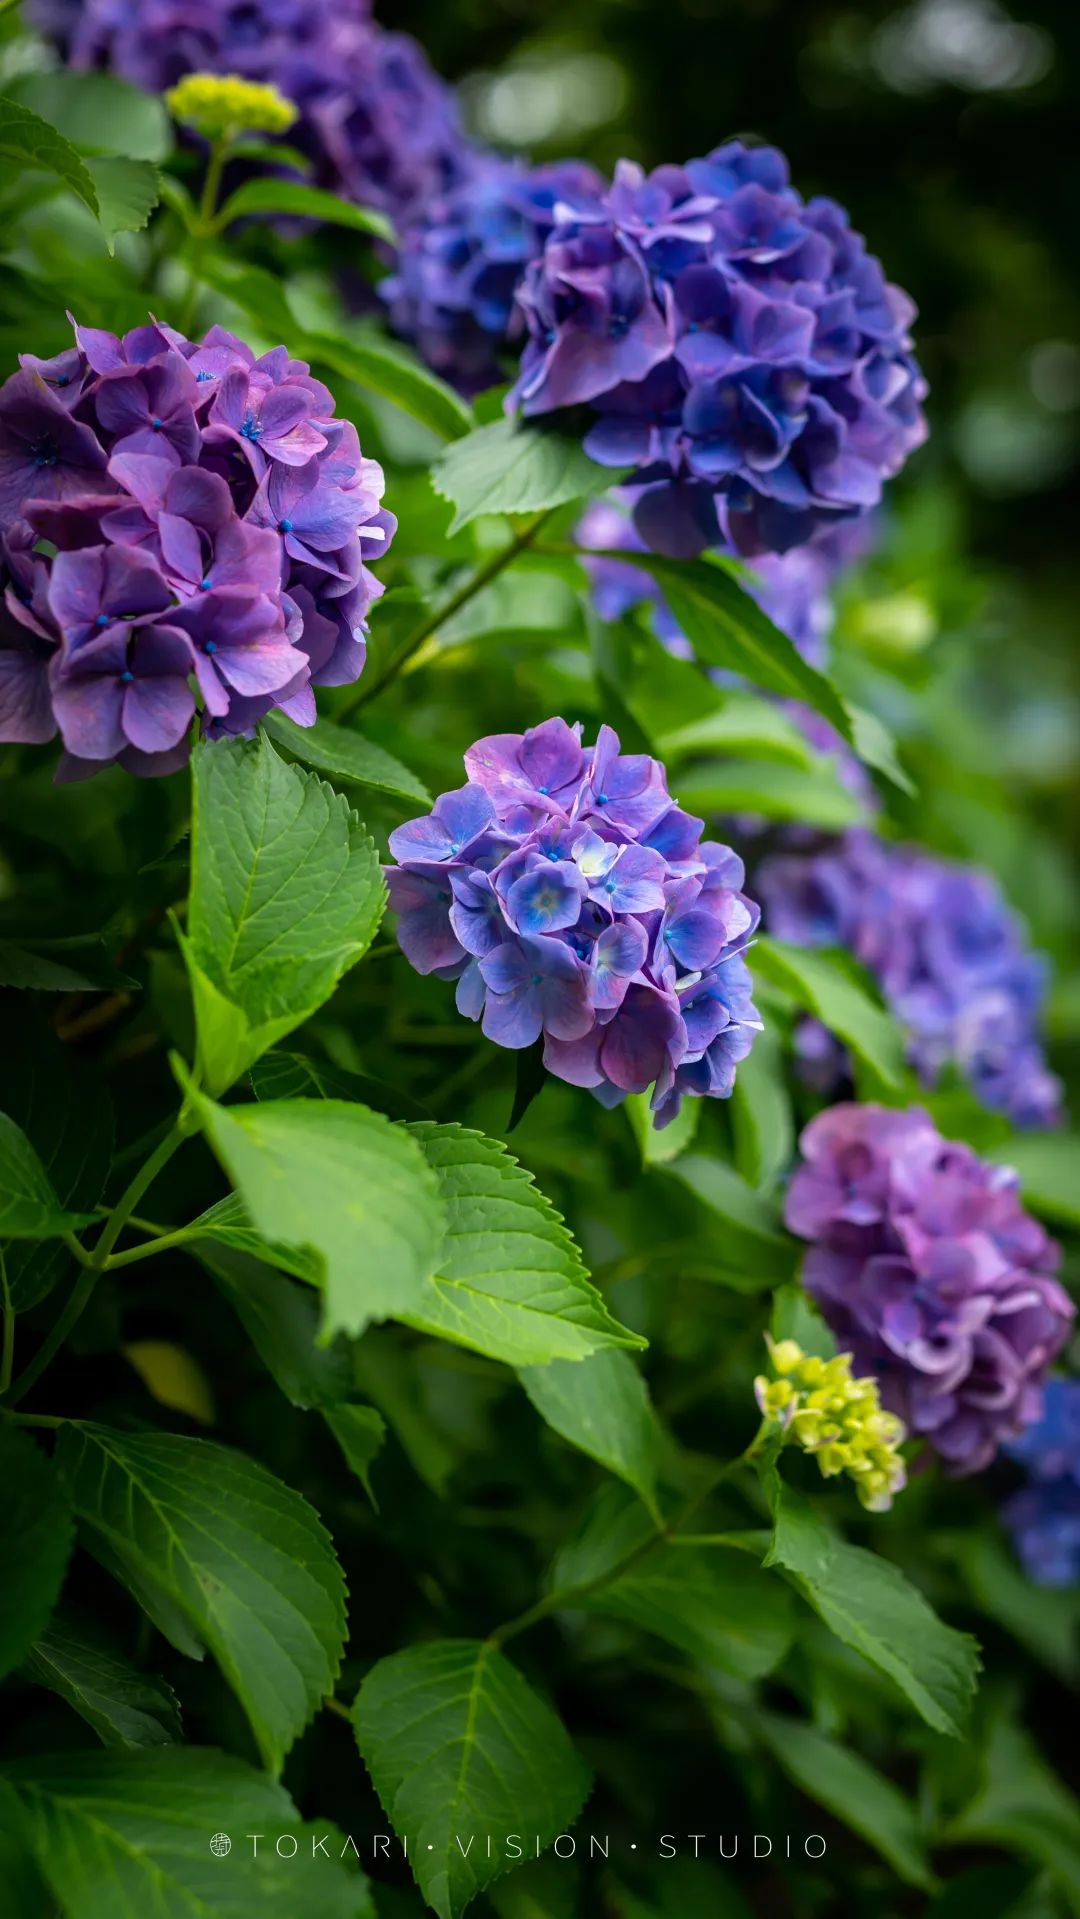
185 734 386 1094
0 1748 374 1918
552 1486 792 1681
0 94 99 217
0 1009 113 1309
0 1427 74 1682
6 71 172 160
730 1024 794 1190
0 1111 94 1239
250 1048 431 1121
214 177 394 239
197 1239 353 1408
756 1712 935 1890
187 1089 445 1340
986 1132 1080 1227
0 937 132 991
769 1282 837 1362
665 1153 796 1284
765 1477 980 1737
519 1351 661 1516
946 1723 1080 1915
951 1530 1078 1682
83 155 161 246
303 328 473 442
56 1423 348 1774
323 1404 386 1505
432 417 613 536
674 757 867 829
263 711 430 806
354 1640 591 1919
750 936 907 1091
27 1611 181 1748
655 693 818 767
401 1122 644 1364
845 699 916 796
625 1088 699 1165
603 550 855 745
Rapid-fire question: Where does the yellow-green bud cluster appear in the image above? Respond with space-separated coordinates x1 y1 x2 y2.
755 1337 907 1513
165 72 298 141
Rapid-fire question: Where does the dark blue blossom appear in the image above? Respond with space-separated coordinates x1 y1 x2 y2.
386 717 763 1123
513 144 926 559
1003 1379 1080 1588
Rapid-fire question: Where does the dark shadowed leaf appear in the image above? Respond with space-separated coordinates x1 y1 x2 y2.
28 1610 181 1748
0 1427 73 1682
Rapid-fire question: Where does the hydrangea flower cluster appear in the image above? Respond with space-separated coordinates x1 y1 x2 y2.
386 717 763 1122
384 153 604 396
785 1104 1073 1475
511 144 927 559
165 70 298 141
755 1337 908 1511
1003 1378 1080 1588
30 0 469 222
758 828 1063 1129
0 315 394 775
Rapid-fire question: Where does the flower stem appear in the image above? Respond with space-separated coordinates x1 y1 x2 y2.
339 506 556 719
0 1260 14 1396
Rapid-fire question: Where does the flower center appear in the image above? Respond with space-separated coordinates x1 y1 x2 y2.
199 576 212 591
30 435 58 468
204 640 218 655
240 412 262 441
120 669 134 683
278 517 293 533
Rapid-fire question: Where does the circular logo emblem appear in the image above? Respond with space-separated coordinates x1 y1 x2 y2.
210 1832 232 1859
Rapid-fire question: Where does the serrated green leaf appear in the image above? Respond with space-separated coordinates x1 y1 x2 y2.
27 1611 182 1748
401 1122 644 1363
323 1404 386 1505
0 1748 374 1918
0 1427 74 1681
0 94 99 216
765 1476 980 1737
83 155 161 246
197 1238 353 1408
215 177 393 239
945 1723 1080 1915
7 71 172 160
519 1351 661 1515
185 735 386 1095
756 1711 935 1890
187 1090 445 1340
0 1009 113 1308
0 1111 94 1239
750 936 907 1091
986 1132 1080 1227
56 1423 347 1773
263 711 430 805
432 418 613 535
303 328 473 442
354 1640 591 1919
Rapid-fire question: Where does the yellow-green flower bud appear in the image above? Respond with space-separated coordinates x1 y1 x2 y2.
755 1333 908 1512
165 72 298 141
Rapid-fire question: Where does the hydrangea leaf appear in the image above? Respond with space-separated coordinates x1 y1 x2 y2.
665 1153 796 1284
27 1611 182 1749
519 1351 662 1517
83 156 162 247
0 1011 113 1308
303 327 473 442
214 178 394 240
764 1474 980 1737
749 935 907 1091
945 1722 1080 1911
625 1088 699 1166
56 1423 348 1774
755 1712 936 1890
185 735 386 1096
323 1405 386 1506
731 1024 795 1192
0 1749 374 1918
0 1111 96 1241
263 711 431 806
0 95 100 219
432 417 617 535
675 758 867 830
354 1640 591 1919
185 1089 445 1339
551 1484 792 1680
197 1239 353 1409
6 71 172 160
0 1427 74 1682
987 1132 1080 1227
401 1122 645 1364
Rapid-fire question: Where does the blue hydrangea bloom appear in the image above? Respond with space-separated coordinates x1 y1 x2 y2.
512 144 927 559
384 152 604 395
386 717 763 1122
1004 1379 1080 1587
758 828 1063 1129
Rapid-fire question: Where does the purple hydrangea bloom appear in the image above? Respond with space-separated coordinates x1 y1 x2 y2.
383 153 604 396
30 1 469 223
757 828 1063 1129
1003 1379 1080 1587
386 717 763 1122
0 314 395 775
785 1103 1074 1475
512 145 927 559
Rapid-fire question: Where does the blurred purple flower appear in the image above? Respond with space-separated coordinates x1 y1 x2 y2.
1003 1379 1080 1587
785 1103 1073 1475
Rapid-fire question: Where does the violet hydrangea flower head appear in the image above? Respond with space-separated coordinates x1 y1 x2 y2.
384 152 605 396
0 313 395 775
30 1 469 223
386 716 763 1122
785 1103 1074 1475
757 828 1063 1129
1003 1379 1080 1587
513 143 927 560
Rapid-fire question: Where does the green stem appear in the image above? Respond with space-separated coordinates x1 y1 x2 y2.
489 1426 768 1649
179 134 231 332
0 1259 14 1396
338 507 556 719
1 1119 189 1409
